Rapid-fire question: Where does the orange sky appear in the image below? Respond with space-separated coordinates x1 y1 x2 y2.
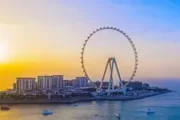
0 1 180 90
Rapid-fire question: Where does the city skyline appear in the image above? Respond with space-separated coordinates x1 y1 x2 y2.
0 0 180 90
13 75 88 91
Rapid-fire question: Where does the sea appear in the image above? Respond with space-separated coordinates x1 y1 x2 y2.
0 80 180 120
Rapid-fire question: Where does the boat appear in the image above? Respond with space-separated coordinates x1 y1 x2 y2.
42 110 53 116
146 108 155 114
0 105 10 111
115 113 121 118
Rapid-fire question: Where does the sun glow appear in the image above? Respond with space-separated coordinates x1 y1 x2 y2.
0 43 8 62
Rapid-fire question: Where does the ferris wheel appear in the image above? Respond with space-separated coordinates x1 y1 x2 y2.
81 26 138 94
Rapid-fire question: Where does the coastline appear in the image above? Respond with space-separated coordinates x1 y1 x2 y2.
0 91 172 105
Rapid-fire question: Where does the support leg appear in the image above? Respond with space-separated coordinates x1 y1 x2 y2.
100 58 110 90
114 58 126 95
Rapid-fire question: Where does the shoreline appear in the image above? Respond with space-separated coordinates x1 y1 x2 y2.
0 91 172 105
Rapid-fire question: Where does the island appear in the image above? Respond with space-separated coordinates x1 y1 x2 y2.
0 76 172 104
0 85 172 104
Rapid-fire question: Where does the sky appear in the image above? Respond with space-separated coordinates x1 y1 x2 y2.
0 0 180 90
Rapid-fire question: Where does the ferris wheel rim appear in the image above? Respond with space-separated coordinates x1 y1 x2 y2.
81 26 138 87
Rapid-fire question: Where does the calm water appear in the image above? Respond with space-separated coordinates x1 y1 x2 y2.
1 82 180 120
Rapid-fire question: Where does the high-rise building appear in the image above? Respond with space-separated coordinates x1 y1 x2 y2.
37 76 53 90
73 77 88 87
52 75 63 89
37 75 63 90
16 78 36 91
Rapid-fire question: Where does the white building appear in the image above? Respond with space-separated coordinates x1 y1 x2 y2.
37 75 63 90
52 75 63 90
37 76 53 90
16 78 36 91
73 77 88 87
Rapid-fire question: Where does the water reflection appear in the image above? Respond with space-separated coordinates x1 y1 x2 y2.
0 92 180 120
